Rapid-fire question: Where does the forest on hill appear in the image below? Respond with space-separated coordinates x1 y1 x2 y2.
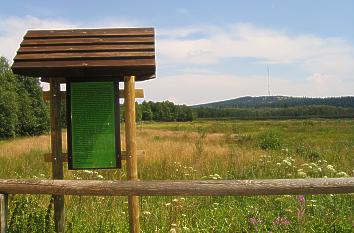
194 96 354 109
193 96 354 119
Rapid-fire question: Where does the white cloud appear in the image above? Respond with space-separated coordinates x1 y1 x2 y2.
157 23 354 76
1 16 353 103
0 15 141 61
138 72 354 105
0 15 78 61
154 23 354 102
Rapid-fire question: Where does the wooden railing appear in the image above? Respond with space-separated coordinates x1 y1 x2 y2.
0 177 353 232
0 178 353 196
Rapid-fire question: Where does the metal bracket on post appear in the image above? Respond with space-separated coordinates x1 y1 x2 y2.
0 193 8 233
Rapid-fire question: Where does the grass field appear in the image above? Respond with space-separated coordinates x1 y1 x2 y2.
0 119 353 232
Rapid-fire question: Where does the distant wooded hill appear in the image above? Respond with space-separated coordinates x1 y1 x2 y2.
192 96 354 119
193 96 354 109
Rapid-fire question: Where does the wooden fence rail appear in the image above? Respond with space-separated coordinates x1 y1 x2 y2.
0 178 353 196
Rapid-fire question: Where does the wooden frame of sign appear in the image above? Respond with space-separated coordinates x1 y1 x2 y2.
66 78 121 170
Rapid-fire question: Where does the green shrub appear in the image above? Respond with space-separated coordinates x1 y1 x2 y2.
259 131 283 150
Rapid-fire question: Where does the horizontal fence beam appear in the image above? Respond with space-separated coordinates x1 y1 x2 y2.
0 178 353 196
42 89 144 101
44 150 146 162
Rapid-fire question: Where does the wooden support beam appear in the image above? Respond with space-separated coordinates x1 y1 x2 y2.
0 178 352 196
50 78 65 233
43 150 146 163
42 89 144 101
0 194 8 233
124 76 140 233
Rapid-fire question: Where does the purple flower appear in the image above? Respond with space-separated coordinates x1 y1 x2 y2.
298 195 305 204
249 217 262 231
273 216 291 227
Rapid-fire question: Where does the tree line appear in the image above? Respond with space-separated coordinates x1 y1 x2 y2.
194 105 354 119
135 101 194 122
0 57 49 139
60 101 194 127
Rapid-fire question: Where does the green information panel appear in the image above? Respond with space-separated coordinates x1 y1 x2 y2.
67 81 120 169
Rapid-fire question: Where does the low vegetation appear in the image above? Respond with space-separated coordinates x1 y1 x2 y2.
0 119 353 232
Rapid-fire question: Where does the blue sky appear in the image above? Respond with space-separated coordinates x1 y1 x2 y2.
1 1 353 104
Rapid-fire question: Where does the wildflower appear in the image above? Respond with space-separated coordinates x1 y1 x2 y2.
282 159 292 166
249 217 262 231
298 195 305 204
336 171 348 177
297 171 307 178
142 211 151 216
326 165 336 173
273 216 291 226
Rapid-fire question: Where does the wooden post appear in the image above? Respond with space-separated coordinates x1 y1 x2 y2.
0 194 8 233
124 76 140 233
50 78 65 233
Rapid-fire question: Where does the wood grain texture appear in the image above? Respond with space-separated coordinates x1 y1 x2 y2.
50 79 65 233
15 52 155 61
42 89 144 101
25 28 154 38
124 76 140 233
12 58 155 68
11 28 156 81
0 178 352 196
0 194 8 233
21 37 154 46
18 44 154 53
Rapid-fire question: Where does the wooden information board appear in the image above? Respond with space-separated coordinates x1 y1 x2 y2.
67 81 121 169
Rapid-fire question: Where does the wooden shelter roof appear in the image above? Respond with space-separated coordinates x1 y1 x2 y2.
11 28 156 82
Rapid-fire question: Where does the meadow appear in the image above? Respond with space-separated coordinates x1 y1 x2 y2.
0 119 353 232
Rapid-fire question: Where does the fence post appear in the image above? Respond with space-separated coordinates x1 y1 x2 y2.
124 76 140 233
50 78 65 233
0 193 8 233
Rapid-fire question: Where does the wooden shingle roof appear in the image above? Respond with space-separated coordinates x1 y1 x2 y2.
11 28 156 82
